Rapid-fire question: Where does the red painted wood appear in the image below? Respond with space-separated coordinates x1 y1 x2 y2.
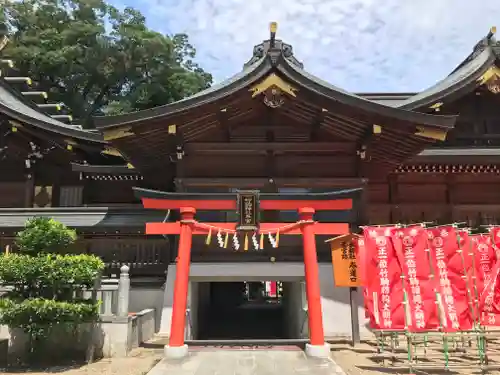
145 222 350 235
169 207 195 348
299 207 326 346
141 197 353 211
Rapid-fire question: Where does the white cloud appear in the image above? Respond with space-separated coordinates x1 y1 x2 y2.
111 0 500 92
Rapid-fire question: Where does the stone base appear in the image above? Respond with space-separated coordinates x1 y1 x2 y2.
164 344 188 359
305 343 331 358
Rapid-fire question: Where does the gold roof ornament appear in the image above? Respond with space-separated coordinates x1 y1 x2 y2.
414 126 448 141
429 102 443 111
102 147 123 157
65 139 77 151
249 73 297 109
103 126 135 141
477 66 500 94
249 74 297 97
8 120 22 132
270 22 278 34
167 124 177 135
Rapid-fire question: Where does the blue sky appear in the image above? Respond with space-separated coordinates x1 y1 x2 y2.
108 0 500 92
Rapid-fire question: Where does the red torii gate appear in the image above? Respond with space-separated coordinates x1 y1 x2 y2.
134 187 361 358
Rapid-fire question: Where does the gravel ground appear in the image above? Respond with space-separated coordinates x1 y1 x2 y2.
330 339 500 375
0 348 162 375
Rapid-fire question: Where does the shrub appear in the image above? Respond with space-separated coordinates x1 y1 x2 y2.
0 254 104 298
0 298 100 334
0 218 104 362
15 217 77 255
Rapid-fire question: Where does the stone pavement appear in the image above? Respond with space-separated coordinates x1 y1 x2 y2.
146 349 346 375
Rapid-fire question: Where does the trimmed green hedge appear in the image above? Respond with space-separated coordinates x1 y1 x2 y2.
0 254 104 289
0 298 100 331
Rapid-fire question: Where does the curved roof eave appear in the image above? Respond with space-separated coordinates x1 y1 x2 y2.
93 57 272 129
277 59 457 130
395 47 496 111
0 80 105 143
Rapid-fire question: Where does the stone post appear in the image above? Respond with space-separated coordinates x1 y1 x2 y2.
117 265 130 317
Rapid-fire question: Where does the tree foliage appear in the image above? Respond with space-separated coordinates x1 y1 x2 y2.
2 0 212 126
15 217 77 255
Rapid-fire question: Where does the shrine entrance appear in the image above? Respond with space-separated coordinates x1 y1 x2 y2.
194 280 290 341
134 187 361 358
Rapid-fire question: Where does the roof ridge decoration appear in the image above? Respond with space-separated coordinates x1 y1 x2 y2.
243 22 304 69
472 27 499 60
473 27 500 95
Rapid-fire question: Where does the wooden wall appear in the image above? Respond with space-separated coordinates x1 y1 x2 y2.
83 180 140 205
366 173 500 225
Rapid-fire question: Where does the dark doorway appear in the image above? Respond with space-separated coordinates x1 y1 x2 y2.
197 281 287 340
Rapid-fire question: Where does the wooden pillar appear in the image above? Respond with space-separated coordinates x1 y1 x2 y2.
445 175 454 223
24 172 34 207
298 207 325 347
388 175 398 223
168 207 195 348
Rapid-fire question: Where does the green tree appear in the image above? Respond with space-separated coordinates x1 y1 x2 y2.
2 0 212 126
15 217 77 255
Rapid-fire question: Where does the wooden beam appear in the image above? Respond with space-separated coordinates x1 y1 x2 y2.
310 108 328 141
142 197 353 211
181 155 356 169
230 122 300 130
184 142 355 154
146 222 350 235
217 107 231 141
175 177 367 188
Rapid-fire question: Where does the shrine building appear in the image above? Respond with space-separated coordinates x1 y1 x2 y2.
1 23 500 358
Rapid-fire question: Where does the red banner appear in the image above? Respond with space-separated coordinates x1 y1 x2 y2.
479 260 500 326
392 226 440 331
472 235 495 294
490 227 500 253
363 227 405 330
470 234 499 325
457 230 473 271
355 236 370 319
355 235 367 285
427 226 473 331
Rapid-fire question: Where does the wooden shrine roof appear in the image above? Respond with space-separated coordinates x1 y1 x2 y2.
0 33 111 167
93 45 455 130
0 32 104 145
6 24 500 179
396 30 500 111
0 77 105 144
93 30 457 176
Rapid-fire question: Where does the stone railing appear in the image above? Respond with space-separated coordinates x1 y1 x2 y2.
93 265 131 317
